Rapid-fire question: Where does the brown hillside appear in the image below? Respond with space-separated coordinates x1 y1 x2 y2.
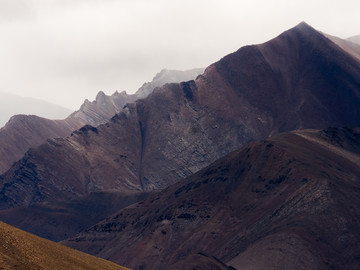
64 127 360 270
0 221 128 270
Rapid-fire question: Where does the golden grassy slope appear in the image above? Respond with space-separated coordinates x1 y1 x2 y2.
0 221 128 270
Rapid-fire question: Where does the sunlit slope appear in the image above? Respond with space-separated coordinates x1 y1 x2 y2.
0 221 128 270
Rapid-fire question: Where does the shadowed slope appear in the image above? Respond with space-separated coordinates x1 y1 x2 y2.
0 221 128 269
64 127 360 270
1 23 360 211
0 190 151 241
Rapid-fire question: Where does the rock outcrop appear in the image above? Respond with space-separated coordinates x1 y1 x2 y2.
0 68 204 174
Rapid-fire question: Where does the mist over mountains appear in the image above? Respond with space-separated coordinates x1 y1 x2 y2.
0 22 360 269
0 92 72 128
347 35 360 45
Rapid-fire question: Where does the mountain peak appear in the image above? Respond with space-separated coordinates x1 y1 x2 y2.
95 91 106 102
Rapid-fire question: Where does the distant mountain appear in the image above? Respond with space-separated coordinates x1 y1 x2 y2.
64 127 360 270
347 35 360 45
1 22 360 212
0 221 128 269
70 68 205 126
0 68 204 174
325 33 360 61
0 92 72 128
135 68 205 99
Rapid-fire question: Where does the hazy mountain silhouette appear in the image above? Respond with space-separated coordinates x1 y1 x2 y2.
0 92 72 128
70 68 205 126
347 35 360 45
325 33 360 61
64 127 360 270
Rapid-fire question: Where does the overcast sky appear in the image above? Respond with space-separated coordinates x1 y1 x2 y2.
0 0 359 109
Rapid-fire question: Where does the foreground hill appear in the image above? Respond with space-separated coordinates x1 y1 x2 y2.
1 22 360 211
0 221 128 270
64 127 360 270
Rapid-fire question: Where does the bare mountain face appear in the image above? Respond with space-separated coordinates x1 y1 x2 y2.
0 221 128 269
63 127 360 270
0 22 360 212
0 68 204 175
70 68 205 126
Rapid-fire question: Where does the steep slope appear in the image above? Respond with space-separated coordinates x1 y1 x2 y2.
0 221 128 269
0 68 203 175
64 127 360 270
1 22 360 211
0 115 83 174
0 92 72 128
70 68 205 126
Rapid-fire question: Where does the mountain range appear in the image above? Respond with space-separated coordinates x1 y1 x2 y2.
1 22 360 207
0 68 204 175
0 22 360 269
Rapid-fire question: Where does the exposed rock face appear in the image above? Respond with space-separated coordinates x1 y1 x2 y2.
0 68 204 174
1 22 360 210
63 127 360 270
0 221 128 269
70 91 137 127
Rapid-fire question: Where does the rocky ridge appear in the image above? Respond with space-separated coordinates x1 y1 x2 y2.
0 68 204 174
1 22 360 211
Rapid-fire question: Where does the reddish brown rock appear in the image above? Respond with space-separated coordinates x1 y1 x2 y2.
1 22 360 211
63 127 360 270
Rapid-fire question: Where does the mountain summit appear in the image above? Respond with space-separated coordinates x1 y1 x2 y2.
0 22 359 211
